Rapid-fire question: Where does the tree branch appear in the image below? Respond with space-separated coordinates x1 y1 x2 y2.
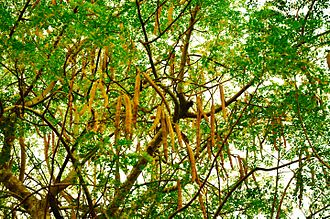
104 130 163 218
0 168 47 218
9 0 32 38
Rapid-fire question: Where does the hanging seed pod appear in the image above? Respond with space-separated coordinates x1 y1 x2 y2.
114 96 122 140
210 102 215 147
150 105 162 132
123 94 132 137
177 179 182 209
98 80 109 108
132 70 141 124
161 109 168 161
197 95 209 122
167 4 173 26
227 146 234 170
153 6 162 35
88 80 98 111
219 84 227 119
176 124 197 182
186 141 197 182
165 111 175 151
196 99 202 156
175 123 184 149
73 105 80 135
198 194 207 219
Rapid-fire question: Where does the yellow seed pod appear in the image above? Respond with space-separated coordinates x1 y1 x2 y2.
210 102 215 147
98 80 109 108
89 80 98 110
123 94 132 136
149 105 162 132
199 194 207 219
174 124 184 149
177 179 182 209
196 104 201 157
186 141 197 182
197 95 209 123
133 70 141 124
161 110 168 161
167 4 173 25
164 111 175 151
73 105 80 135
114 96 122 140
219 84 227 119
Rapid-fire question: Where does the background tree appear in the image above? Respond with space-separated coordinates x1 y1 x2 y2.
0 0 329 218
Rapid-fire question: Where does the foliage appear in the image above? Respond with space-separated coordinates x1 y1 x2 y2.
0 0 329 218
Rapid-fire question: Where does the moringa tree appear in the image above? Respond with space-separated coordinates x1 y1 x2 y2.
0 0 329 218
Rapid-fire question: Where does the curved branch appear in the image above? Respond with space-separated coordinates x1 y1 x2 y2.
213 157 309 218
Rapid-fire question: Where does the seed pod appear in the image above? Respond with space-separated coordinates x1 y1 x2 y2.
133 70 141 124
89 80 98 111
176 124 197 182
161 109 168 161
197 95 209 123
175 124 184 149
102 47 108 72
25 81 57 106
177 179 182 209
79 103 89 116
165 111 175 151
114 96 122 140
123 94 132 137
196 100 202 156
167 4 173 25
153 6 162 34
210 102 215 147
186 141 197 182
198 194 207 219
207 139 211 160
73 105 80 135
98 80 109 108
219 84 227 119
150 105 162 132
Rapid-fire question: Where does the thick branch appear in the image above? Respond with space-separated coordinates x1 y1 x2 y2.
0 168 47 218
104 130 163 218
0 115 16 166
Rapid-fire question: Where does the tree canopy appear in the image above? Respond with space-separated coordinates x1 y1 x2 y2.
0 0 329 218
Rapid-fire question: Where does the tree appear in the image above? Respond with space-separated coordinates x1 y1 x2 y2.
0 0 329 218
